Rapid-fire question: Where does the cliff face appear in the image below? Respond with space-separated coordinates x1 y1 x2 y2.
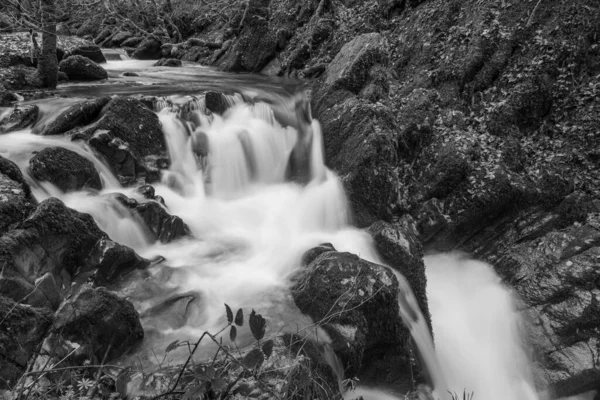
201 0 600 396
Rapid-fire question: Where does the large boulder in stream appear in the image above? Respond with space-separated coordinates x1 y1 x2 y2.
29 146 102 192
59 55 108 81
0 296 53 389
132 35 163 60
0 155 36 235
291 244 412 383
81 96 166 157
51 285 144 362
65 44 107 64
41 97 110 136
0 104 39 133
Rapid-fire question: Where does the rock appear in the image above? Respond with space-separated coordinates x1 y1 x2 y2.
29 146 102 192
0 155 36 235
325 33 387 93
154 58 182 67
0 104 39 133
57 71 69 81
0 296 53 389
141 291 200 329
76 19 100 38
59 55 108 81
65 44 107 64
205 91 232 115
181 46 212 63
107 31 133 48
291 245 410 381
368 218 431 331
85 238 150 286
81 96 165 157
52 285 143 361
42 97 110 136
132 200 190 243
94 27 112 45
121 36 143 48
122 71 139 77
132 35 162 60
88 129 146 183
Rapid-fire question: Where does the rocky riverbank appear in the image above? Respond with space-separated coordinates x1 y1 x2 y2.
1 0 600 398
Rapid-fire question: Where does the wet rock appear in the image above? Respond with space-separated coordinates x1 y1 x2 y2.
154 58 182 67
59 55 108 81
0 104 39 133
88 129 146 183
81 96 165 157
136 184 155 199
122 71 139 77
134 201 190 243
291 245 409 380
0 296 53 389
368 218 431 331
0 155 36 235
65 44 106 64
132 35 163 60
141 291 200 329
205 91 231 115
325 33 387 93
121 36 143 48
42 97 110 136
29 146 102 192
52 285 143 361
85 238 150 286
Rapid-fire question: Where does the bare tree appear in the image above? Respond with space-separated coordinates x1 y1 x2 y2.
36 0 58 88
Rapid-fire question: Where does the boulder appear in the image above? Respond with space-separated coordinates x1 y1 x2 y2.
325 33 387 93
59 55 108 81
132 35 162 60
133 201 190 243
0 155 36 235
107 31 133 48
85 238 150 286
291 245 410 381
205 91 232 115
42 96 110 136
81 96 165 157
29 146 102 192
52 285 144 361
368 218 431 331
57 71 69 81
94 27 112 45
0 296 53 389
65 44 107 64
0 104 39 133
154 58 182 67
121 36 143 48
88 129 147 183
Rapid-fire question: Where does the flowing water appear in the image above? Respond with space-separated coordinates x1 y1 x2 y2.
0 58 584 400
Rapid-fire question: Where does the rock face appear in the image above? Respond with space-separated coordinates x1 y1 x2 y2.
81 96 166 157
0 156 36 235
59 55 108 80
29 146 102 192
132 35 162 60
291 245 411 383
42 97 110 136
0 297 53 389
52 285 144 361
0 104 39 133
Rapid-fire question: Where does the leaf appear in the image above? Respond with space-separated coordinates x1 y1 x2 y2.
225 303 233 324
249 310 266 341
211 377 227 392
229 325 237 342
242 348 264 369
235 308 244 326
182 383 205 400
261 339 274 359
165 339 179 353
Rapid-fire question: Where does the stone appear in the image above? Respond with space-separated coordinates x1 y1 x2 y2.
65 44 107 64
59 55 108 81
132 35 162 60
0 156 36 235
85 238 150 286
154 58 182 67
29 146 102 192
42 97 110 136
0 104 39 133
121 36 143 48
133 201 190 243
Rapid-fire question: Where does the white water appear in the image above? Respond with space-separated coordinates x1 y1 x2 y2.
0 90 570 400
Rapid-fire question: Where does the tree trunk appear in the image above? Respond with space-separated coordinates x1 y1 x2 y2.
36 0 58 89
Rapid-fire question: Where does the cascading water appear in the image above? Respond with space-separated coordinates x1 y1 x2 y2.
0 63 575 400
